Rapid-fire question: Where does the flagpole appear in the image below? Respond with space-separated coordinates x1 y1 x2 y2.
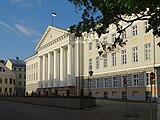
51 12 57 26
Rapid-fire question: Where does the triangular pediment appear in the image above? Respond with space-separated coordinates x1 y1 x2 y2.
35 26 68 51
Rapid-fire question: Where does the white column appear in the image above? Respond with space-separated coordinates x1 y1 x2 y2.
48 52 51 80
54 50 58 87
67 44 73 86
42 55 46 88
38 56 42 88
60 47 64 87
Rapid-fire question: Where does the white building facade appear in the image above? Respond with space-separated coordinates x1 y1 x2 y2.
25 21 160 100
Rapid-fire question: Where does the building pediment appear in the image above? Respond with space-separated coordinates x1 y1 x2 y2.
35 26 68 51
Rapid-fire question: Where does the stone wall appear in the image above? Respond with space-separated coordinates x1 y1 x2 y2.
0 96 96 109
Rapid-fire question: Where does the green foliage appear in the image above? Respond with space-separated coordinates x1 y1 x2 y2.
68 0 160 46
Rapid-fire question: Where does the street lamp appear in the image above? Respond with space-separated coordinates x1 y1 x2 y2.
88 66 93 96
123 78 132 117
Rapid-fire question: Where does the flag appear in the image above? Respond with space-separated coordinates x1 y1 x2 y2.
52 12 57 16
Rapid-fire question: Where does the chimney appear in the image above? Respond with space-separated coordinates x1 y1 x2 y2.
16 56 19 60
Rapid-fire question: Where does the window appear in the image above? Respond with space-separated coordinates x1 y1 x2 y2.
89 58 92 70
5 88 7 93
121 49 127 64
89 42 92 50
146 73 150 85
24 68 26 71
0 87 2 93
121 30 126 39
13 79 15 84
14 67 16 71
144 43 151 60
112 33 116 42
5 78 8 84
24 74 26 79
112 76 118 87
89 79 93 88
19 82 22 86
9 88 12 93
144 21 149 33
19 74 22 79
103 78 109 88
19 68 21 71
24 82 26 86
133 74 139 86
132 46 138 62
10 78 12 84
96 57 100 69
132 25 137 36
96 78 101 88
36 73 38 80
112 52 116 66
103 55 107 67
0 67 5 72
0 78 2 84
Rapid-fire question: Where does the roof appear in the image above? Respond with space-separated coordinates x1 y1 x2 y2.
8 59 26 67
0 63 16 76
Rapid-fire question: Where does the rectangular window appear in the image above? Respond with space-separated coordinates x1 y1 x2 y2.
13 79 15 84
89 79 93 88
5 78 8 84
96 78 101 88
121 30 126 39
103 78 109 87
121 49 127 64
5 88 7 93
0 87 2 93
132 46 138 62
14 67 16 71
24 74 26 79
133 74 139 86
9 88 12 93
96 57 100 69
19 68 21 71
0 78 2 84
144 43 151 60
103 55 107 67
10 78 12 84
19 82 22 86
144 21 149 33
146 73 150 85
112 52 116 66
19 74 22 79
132 25 137 36
112 33 116 42
112 76 118 87
36 73 38 80
89 58 92 70
89 42 92 50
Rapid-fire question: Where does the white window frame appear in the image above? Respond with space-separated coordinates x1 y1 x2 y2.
103 78 109 88
132 46 138 62
144 43 151 60
103 55 108 67
121 49 127 64
96 78 101 88
112 52 116 66
96 57 100 69
132 74 139 86
132 25 137 36
144 21 149 33
121 30 126 39
112 76 118 87
89 58 92 70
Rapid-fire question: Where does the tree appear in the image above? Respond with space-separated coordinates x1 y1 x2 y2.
68 0 160 48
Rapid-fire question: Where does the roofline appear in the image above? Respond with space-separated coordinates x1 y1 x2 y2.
24 53 38 62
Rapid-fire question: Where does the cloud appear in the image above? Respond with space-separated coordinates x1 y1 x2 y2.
0 21 17 33
15 24 41 38
10 0 43 7
10 0 24 4
36 0 42 5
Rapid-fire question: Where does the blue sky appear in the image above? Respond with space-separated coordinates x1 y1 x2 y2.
0 0 82 60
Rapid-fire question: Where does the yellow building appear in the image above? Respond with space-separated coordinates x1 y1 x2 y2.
6 57 26 95
0 62 16 95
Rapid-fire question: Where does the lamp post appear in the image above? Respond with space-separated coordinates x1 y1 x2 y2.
123 78 131 117
88 67 93 96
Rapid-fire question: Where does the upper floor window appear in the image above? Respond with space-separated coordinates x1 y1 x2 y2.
144 43 151 60
0 67 5 72
133 74 139 86
121 49 127 64
10 78 12 84
89 42 92 50
132 25 137 36
112 52 116 66
132 46 138 62
13 67 16 71
0 87 2 93
121 30 126 39
96 57 100 69
146 73 150 85
5 78 8 84
24 74 26 79
89 58 92 70
103 55 108 68
112 33 116 42
0 78 2 84
19 68 21 71
19 74 22 79
144 21 149 33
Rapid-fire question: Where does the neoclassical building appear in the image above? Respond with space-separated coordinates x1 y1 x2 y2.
25 21 160 100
